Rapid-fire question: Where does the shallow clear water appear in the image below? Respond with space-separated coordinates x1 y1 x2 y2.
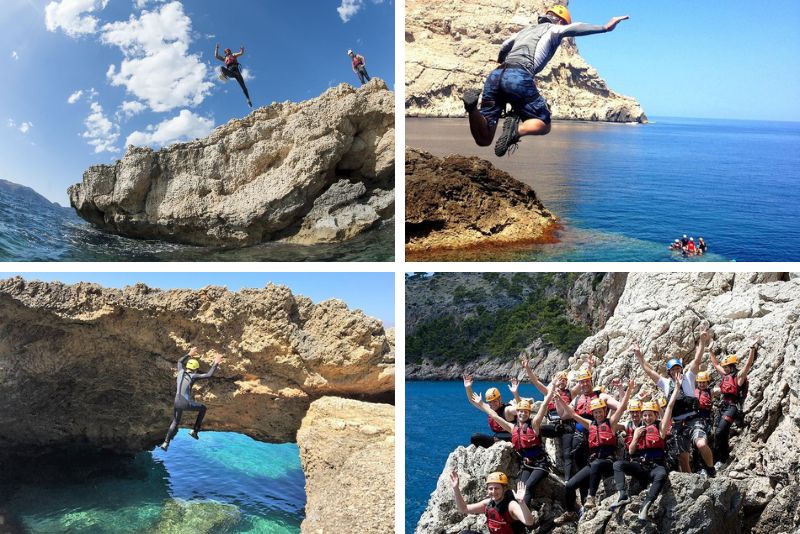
407 117 800 262
0 187 393 262
0 431 305 533
405 380 543 533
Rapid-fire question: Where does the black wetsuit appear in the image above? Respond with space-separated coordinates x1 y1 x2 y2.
221 55 252 104
164 353 218 445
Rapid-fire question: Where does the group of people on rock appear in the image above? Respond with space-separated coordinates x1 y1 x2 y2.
669 235 708 256
452 330 760 531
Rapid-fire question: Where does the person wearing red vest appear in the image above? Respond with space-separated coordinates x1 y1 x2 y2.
464 373 517 447
451 471 534 534
709 339 759 467
553 379 634 525
621 399 643 461
347 49 371 85
609 379 680 520
475 386 556 505
215 44 253 108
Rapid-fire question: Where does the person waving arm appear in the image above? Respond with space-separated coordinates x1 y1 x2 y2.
739 338 761 385
610 379 634 428
708 340 726 376
531 384 557 433
451 472 488 515
659 370 682 439
471 392 515 434
688 330 710 376
553 393 592 429
557 16 629 38
519 354 548 395
632 342 662 385
509 480 535 526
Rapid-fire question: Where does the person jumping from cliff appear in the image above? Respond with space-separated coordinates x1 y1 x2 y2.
348 49 371 85
216 44 253 108
160 347 223 452
463 373 517 447
461 5 629 157
451 471 534 534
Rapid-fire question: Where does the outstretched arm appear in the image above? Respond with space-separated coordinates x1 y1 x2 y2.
451 472 486 515
632 342 662 385
688 330 710 375
740 338 761 383
531 385 556 431
660 372 681 438
508 377 522 404
233 46 245 58
509 482 535 526
214 44 224 62
708 340 726 376
558 16 628 38
472 393 515 433
519 354 548 395
193 352 222 379
554 394 592 428
609 379 634 428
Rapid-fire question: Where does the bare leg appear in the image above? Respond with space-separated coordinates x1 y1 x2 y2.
696 438 714 467
679 451 692 472
518 118 551 137
468 108 496 146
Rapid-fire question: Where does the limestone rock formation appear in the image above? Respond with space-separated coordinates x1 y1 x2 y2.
405 0 647 122
68 80 394 247
298 397 394 534
0 277 394 459
406 148 557 256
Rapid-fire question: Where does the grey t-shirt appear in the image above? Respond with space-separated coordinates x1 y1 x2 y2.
501 19 608 74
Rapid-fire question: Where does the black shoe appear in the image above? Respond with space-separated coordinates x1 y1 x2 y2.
706 465 716 478
247 99 253 108
609 491 630 511
189 430 199 440
494 115 521 157
462 89 480 113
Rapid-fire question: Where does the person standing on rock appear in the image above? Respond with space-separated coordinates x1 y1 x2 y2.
708 339 759 468
215 44 253 108
632 334 717 477
553 379 633 525
160 347 223 452
464 373 517 447
609 379 680 520
348 49 370 85
472 385 556 506
462 5 629 157
450 471 534 534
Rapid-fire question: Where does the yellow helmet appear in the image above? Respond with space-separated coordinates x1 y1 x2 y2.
642 401 660 413
697 371 711 383
546 5 572 24
576 368 592 382
516 399 533 412
486 472 509 485
628 399 642 412
657 396 667 408
589 398 607 411
555 370 568 381
186 358 200 371
486 387 502 402
721 354 738 367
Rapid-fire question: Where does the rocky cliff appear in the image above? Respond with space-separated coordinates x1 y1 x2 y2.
405 0 646 122
406 149 557 257
0 277 394 459
298 397 394 534
416 272 800 533
406 272 627 380
69 80 394 247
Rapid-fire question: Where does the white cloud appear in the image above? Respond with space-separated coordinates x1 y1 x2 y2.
19 122 33 134
240 67 253 81
100 1 212 112
7 119 15 128
82 101 120 153
67 89 83 104
11 51 18 60
118 100 147 119
126 109 213 148
45 0 109 37
338 0 384 22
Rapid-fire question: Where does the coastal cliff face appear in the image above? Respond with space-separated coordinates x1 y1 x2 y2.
416 273 800 533
406 149 557 256
68 80 394 247
406 272 627 381
405 0 647 122
0 277 394 459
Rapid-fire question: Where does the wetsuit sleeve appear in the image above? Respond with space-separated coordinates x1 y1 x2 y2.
497 33 518 63
177 353 190 371
557 22 608 38
193 362 218 380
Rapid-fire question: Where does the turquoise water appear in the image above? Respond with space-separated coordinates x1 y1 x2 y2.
405 380 543 533
407 117 800 262
0 431 305 533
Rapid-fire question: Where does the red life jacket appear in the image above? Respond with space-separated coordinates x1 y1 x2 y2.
511 421 541 451
224 54 238 67
639 423 666 451
587 419 616 449
695 387 713 411
574 392 597 418
624 421 636 448
720 372 748 403
485 490 525 534
488 403 511 433
351 55 364 69
547 387 572 412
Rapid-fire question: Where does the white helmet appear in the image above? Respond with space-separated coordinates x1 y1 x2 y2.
347 49 353 55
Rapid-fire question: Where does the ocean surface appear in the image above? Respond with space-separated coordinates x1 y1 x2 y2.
407 117 800 262
0 185 393 262
0 430 305 533
406 380 544 533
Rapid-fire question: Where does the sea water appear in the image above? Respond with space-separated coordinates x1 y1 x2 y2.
0 430 305 533
407 117 800 262
405 380 544 533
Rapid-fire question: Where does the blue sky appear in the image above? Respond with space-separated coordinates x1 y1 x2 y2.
4 271 395 325
567 0 800 121
0 0 394 205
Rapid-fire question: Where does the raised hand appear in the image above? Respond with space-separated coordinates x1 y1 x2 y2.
752 337 763 349
587 352 595 368
450 471 460 489
508 377 519 395
519 353 530 370
463 373 473 388
213 352 223 365
513 480 526 501
606 15 630 31
189 346 199 357
472 392 483 405
699 329 710 344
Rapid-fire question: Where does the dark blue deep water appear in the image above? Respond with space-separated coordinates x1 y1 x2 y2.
405 380 543 533
0 431 305 533
0 183 393 262
407 117 800 262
